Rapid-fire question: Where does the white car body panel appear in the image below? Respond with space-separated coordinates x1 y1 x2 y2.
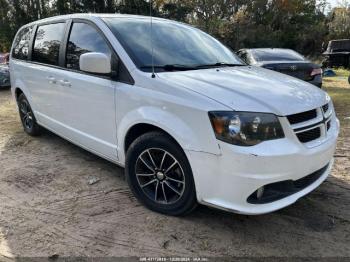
9 14 340 215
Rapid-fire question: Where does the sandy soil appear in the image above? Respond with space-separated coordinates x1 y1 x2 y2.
0 79 349 259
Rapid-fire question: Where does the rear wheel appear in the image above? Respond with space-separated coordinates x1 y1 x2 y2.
125 132 197 215
17 93 41 136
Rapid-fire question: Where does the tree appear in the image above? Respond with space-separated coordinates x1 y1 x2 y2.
0 0 344 56
327 6 350 39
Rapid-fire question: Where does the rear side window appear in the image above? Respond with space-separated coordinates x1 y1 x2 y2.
32 23 65 66
66 22 111 70
12 26 33 60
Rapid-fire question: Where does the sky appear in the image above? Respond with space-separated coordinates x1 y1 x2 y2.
322 0 348 12
327 0 349 8
328 0 338 7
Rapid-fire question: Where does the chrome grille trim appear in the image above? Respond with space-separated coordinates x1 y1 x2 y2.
294 122 324 134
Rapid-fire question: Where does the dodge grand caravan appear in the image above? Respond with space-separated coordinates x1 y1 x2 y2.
10 14 339 215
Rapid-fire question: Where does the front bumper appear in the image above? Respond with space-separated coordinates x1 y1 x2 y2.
186 116 339 215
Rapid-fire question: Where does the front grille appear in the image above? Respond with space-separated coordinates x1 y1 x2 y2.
322 103 329 113
247 163 329 204
287 109 317 125
287 104 333 144
296 127 321 143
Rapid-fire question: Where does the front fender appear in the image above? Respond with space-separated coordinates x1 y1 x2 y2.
117 106 221 164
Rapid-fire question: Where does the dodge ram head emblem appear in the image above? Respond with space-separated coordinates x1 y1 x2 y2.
290 65 297 71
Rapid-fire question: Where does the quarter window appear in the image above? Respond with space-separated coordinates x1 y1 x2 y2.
32 23 65 66
12 26 33 60
66 23 111 71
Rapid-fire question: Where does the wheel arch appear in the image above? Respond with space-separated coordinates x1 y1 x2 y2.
124 123 183 155
14 87 24 101
11 78 32 104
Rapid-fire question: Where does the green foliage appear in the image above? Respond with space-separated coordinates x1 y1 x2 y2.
0 0 349 56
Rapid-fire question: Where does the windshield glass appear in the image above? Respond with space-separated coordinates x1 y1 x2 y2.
251 49 305 62
103 17 244 71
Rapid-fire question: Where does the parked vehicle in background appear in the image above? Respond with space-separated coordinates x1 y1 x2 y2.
0 53 10 88
237 48 323 88
10 14 339 216
322 39 350 69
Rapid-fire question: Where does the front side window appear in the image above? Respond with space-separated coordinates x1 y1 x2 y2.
32 23 65 66
66 22 111 71
12 26 33 60
103 18 243 72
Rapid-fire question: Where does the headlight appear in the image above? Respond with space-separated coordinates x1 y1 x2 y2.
208 111 284 146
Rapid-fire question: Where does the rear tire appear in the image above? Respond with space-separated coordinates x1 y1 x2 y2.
125 131 197 215
17 93 41 136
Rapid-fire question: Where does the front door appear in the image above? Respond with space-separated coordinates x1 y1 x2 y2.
56 21 118 161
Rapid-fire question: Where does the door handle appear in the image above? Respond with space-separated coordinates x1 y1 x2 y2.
46 76 56 84
59 79 71 87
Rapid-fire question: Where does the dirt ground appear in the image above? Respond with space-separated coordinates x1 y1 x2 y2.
0 74 349 260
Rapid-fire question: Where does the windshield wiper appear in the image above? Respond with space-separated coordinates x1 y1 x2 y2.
194 62 246 69
140 62 246 72
140 64 197 71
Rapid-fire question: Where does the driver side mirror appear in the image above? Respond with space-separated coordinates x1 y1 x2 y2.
80 52 111 74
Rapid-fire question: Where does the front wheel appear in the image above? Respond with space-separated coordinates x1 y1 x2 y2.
125 132 197 215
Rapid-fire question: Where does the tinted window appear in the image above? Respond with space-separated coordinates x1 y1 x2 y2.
103 18 243 71
32 23 65 66
251 49 305 62
66 23 111 70
12 26 33 60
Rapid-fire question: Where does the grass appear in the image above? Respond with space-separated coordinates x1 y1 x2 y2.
323 68 350 89
323 68 350 104
329 68 350 78
323 68 350 135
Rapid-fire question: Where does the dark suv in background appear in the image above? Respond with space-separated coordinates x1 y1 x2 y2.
322 39 350 69
237 48 323 88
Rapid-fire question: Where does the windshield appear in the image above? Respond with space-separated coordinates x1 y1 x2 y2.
103 17 244 72
251 49 305 62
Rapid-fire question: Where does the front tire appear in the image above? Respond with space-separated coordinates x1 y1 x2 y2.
17 93 41 136
125 132 197 215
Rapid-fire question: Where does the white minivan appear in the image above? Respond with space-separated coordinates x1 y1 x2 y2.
10 14 339 215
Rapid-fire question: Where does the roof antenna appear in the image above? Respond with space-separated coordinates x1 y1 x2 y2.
150 0 155 78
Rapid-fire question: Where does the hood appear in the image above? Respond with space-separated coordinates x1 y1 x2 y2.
158 66 329 116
